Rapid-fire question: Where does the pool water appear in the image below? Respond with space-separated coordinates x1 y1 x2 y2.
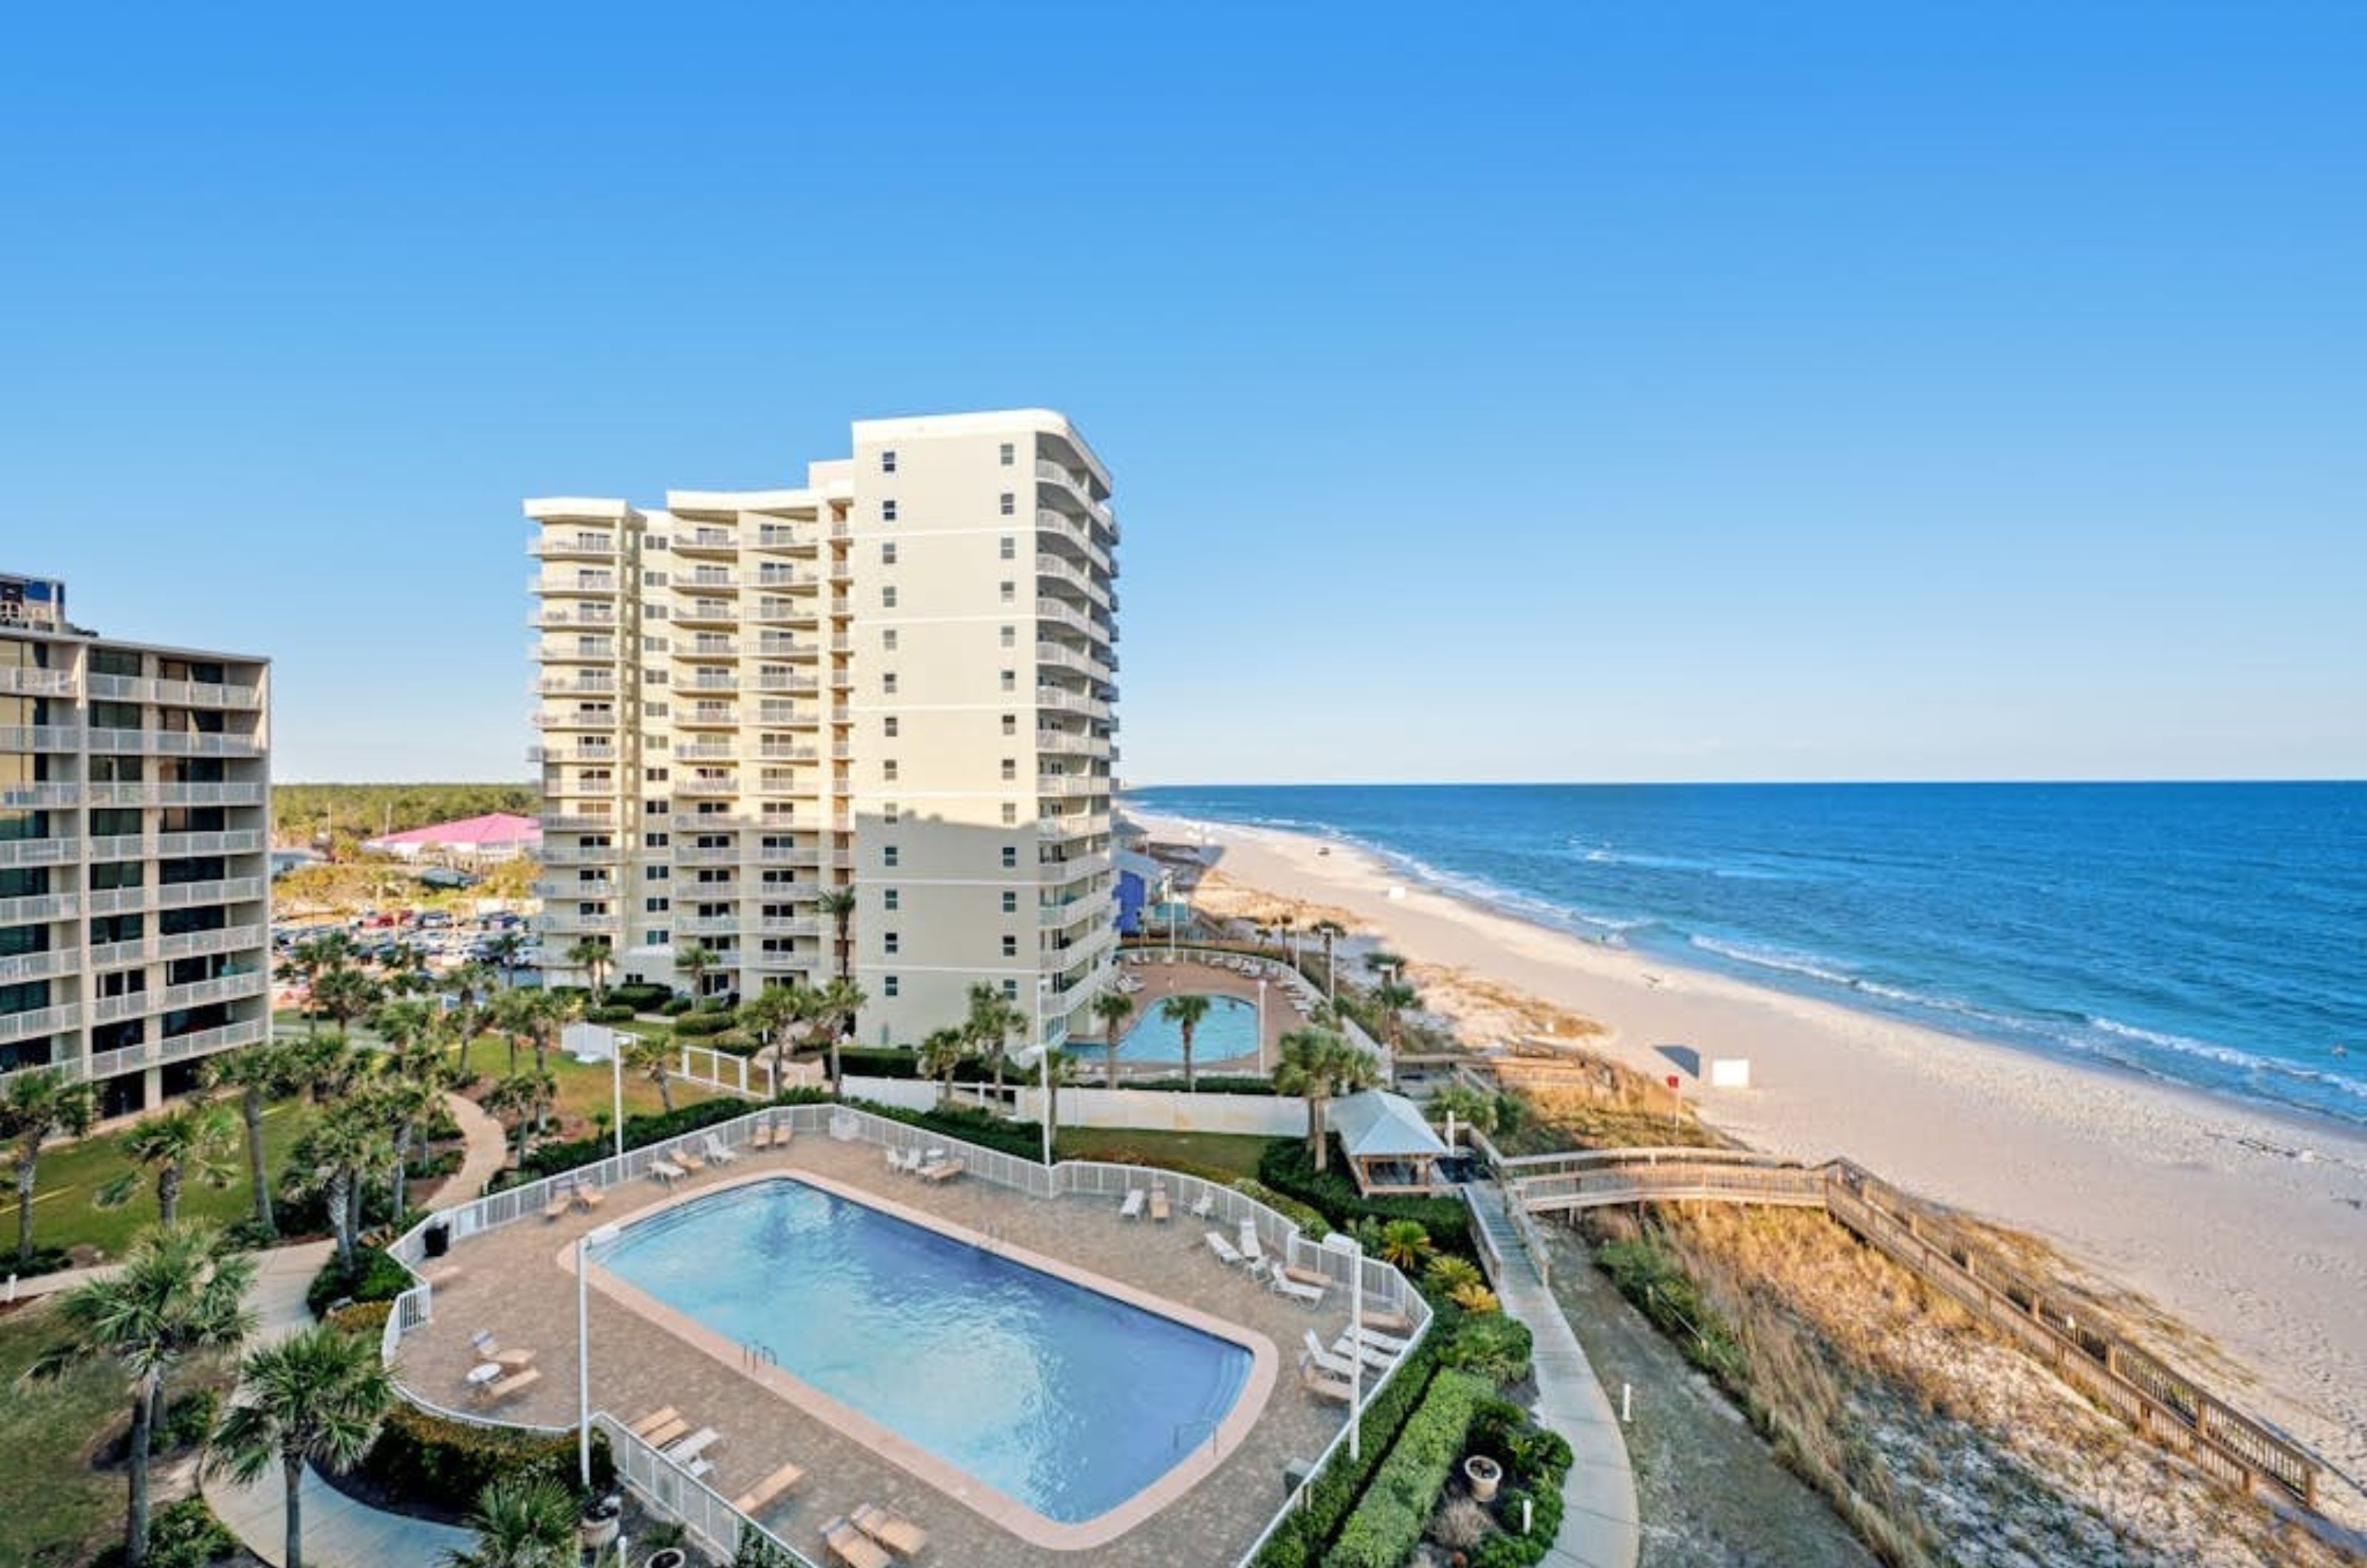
594 1177 1252 1524
1070 992 1260 1064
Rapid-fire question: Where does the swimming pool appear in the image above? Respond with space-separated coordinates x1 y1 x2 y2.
1070 992 1261 1064
592 1177 1254 1527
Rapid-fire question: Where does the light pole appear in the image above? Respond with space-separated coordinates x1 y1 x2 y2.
609 1034 624 1160
577 1222 620 1488
1346 1232 1365 1461
1255 977 1267 1075
1034 976 1055 1166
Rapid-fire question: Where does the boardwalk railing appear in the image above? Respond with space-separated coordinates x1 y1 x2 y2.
377 1099 1430 1564
1478 1140 2321 1510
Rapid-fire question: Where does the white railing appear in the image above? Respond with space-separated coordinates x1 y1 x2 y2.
0 892 75 925
0 837 75 868
598 1414 820 1567
0 666 76 697
0 782 81 808
157 828 267 856
0 948 75 985
0 1003 78 1045
81 1016 270 1080
0 724 84 750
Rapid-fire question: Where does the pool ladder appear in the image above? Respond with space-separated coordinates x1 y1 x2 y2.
743 1342 777 1372
1172 1414 1220 1456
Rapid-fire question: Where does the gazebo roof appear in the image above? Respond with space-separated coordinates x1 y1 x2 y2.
1330 1091 1449 1161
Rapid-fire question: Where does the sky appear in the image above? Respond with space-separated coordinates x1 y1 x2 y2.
1 3 2360 785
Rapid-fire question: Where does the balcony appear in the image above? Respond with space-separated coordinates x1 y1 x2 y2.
0 892 75 926
671 600 740 628
1034 690 1111 722
532 709 617 731
1036 642 1112 681
531 606 619 630
753 525 818 552
82 673 266 710
682 639 743 661
529 535 620 559
0 782 80 809
671 813 761 833
534 877 617 900
755 743 817 763
755 845 823 868
0 948 77 985
675 913 743 938
673 844 743 866
534 843 619 866
1035 555 1110 606
158 923 267 962
745 598 816 626
749 671 819 695
0 724 84 751
756 916 819 938
541 813 619 832
0 1003 80 1047
0 837 75 869
1037 773 1107 800
156 876 266 910
675 528 740 555
538 911 621 938
675 706 739 729
682 572 743 595
533 572 619 597
1039 889 1113 930
673 740 737 762
158 828 266 857
0 666 77 698
752 635 813 659
1037 728 1112 760
675 776 740 797
536 675 618 697
540 639 618 664
81 1016 269 1084
683 674 740 694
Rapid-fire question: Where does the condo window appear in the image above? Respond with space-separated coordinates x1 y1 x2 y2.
880 542 897 566
999 493 1014 516
999 535 1016 560
882 716 899 738
1002 802 1019 825
999 442 1014 465
884 975 899 997
645 767 669 783
647 927 669 944
644 832 669 848
645 898 669 913
1002 979 1019 1001
882 760 899 783
1002 935 1018 958
999 669 1016 692
1002 714 1016 736
881 587 897 609
645 865 669 880
882 888 899 910
999 626 1016 648
884 931 899 954
999 581 1015 604
1001 759 1017 780
882 672 898 695
644 570 668 587
644 798 670 814
882 450 897 473
1002 891 1017 914
882 499 897 522
883 845 899 867
1001 846 1017 868
882 629 898 652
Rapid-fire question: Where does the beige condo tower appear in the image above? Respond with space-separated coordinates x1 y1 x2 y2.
526 410 1120 1049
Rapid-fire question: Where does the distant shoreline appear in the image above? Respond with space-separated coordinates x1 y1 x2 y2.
1132 808 2367 1487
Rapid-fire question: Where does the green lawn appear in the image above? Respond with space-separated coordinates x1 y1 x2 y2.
0 1300 151 1567
1053 1128 1278 1181
453 1031 733 1150
18 1097 325 1261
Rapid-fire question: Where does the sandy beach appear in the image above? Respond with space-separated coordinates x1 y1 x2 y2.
1135 812 2367 1499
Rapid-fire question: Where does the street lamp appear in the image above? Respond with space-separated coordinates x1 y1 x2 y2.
577 1222 621 1488
1345 1231 1365 1461
1255 976 1268 1075
608 1035 624 1160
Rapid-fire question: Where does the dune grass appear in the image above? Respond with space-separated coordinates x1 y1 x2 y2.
0 1299 144 1567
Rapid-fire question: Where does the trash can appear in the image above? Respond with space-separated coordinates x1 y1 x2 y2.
424 1221 450 1260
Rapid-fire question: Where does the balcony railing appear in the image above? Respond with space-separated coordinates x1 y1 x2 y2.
674 776 740 797
82 1016 269 1083
0 892 75 925
0 1003 80 1046
531 606 619 630
0 837 75 869
536 675 618 697
528 536 619 558
0 666 77 698
0 724 84 751
533 877 617 900
0 948 77 985
83 673 265 710
531 572 619 596
0 782 81 809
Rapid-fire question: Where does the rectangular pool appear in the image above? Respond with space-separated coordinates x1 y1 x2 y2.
593 1177 1255 1526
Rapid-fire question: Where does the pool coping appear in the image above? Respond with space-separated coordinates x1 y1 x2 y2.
557 1168 1280 1552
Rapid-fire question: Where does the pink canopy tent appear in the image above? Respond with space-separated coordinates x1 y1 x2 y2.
362 812 541 862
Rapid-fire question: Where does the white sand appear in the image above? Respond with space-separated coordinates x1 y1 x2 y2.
1138 813 2367 1493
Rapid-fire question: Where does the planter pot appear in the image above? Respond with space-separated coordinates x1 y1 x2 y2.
1464 1454 1503 1503
645 1551 688 1568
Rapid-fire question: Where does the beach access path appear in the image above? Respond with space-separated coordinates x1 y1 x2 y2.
1140 813 2367 1504
1466 1182 1640 1568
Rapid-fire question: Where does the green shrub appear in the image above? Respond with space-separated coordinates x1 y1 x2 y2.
1124 1075 1280 1096
1232 1179 1330 1240
1465 1401 1574 1568
326 1299 394 1339
508 1091 833 1182
1252 1330 1441 1567
585 1003 638 1024
834 1047 921 1080
611 982 672 1011
660 996 694 1016
307 1247 416 1317
86 1495 237 1568
1257 1139 1476 1262
159 1387 220 1453
847 1098 1043 1161
1323 1370 1495 1568
1436 1311 1533 1385
671 1010 736 1038
362 1404 613 1509
1597 1233 1745 1385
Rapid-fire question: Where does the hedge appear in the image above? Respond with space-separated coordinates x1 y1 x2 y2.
1465 1402 1574 1568
362 1402 613 1511
1257 1139 1476 1262
846 1097 1044 1161
1252 1328 1442 1567
1435 1311 1533 1385
86 1496 236 1568
307 1246 416 1317
1232 1178 1331 1240
836 1047 920 1080
507 1090 834 1182
671 1010 737 1038
610 982 673 1011
1323 1370 1496 1568
584 1003 638 1024
1121 1075 1280 1096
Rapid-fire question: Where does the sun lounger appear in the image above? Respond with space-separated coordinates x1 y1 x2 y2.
666 1427 721 1464
543 1189 572 1221
734 1461 806 1514
703 1133 738 1165
673 1146 706 1172
480 1366 541 1403
1236 1218 1264 1263
1302 1330 1360 1379
1118 1189 1146 1220
919 1158 965 1183
629 1407 682 1439
1332 1333 1396 1372
490 1347 538 1370
573 1180 604 1209
851 1501 929 1558
1266 1267 1326 1307
650 1158 687 1185
1345 1323 1414 1356
747 1122 774 1149
1190 1190 1216 1220
1298 1352 1356 1404
640 1416 689 1449
1205 1230 1246 1265
1149 1187 1172 1223
821 1515 894 1568
1361 1305 1414 1334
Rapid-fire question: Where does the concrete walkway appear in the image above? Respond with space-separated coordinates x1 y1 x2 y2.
1465 1183 1641 1568
428 1090 510 1208
203 1240 475 1567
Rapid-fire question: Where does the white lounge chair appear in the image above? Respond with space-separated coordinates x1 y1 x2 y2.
1118 1189 1146 1220
1189 1189 1215 1220
1299 1352 1355 1404
1301 1330 1360 1380
650 1158 687 1185
1204 1230 1246 1266
1332 1333 1396 1372
1345 1322 1414 1356
702 1133 738 1165
1266 1265 1326 1307
666 1427 721 1464
1237 1217 1265 1263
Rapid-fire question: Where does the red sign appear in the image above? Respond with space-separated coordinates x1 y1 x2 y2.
1667 1075 1681 1091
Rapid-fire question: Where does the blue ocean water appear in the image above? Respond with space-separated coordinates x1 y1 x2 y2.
1129 783 2367 1128
598 1177 1250 1523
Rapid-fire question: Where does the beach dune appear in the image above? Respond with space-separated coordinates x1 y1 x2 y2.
1138 812 2367 1500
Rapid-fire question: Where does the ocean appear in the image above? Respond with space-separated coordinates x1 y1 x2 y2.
1127 783 2367 1129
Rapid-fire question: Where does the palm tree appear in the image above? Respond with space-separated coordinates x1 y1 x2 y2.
1311 919 1347 997
97 1102 237 1227
1375 1219 1434 1272
564 936 613 1004
288 932 359 1035
376 1072 445 1220
482 1072 553 1169
440 1475 579 1568
623 1029 677 1115
965 982 1027 1098
443 961 497 1074
1371 979 1419 1057
817 885 857 985
675 942 720 1001
484 929 527 990
1 1067 98 1265
740 981 818 1087
209 1323 394 1568
1039 1047 1080 1149
38 1226 256 1567
919 1027 970 1107
811 977 866 1089
1270 1027 1379 1172
308 963 382 1038
1160 993 1212 1092
1090 990 1136 1089
286 1098 393 1268
201 1044 297 1240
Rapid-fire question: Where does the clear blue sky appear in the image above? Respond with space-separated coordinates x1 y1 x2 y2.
3 4 2360 784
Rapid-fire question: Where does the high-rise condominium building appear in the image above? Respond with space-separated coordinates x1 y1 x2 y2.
526 410 1119 1048
0 573 273 1116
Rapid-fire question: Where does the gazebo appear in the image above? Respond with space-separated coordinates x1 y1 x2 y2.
1329 1090 1451 1196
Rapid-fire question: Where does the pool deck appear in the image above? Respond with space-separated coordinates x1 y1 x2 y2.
402 1136 1361 1566
1088 955 1322 1078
